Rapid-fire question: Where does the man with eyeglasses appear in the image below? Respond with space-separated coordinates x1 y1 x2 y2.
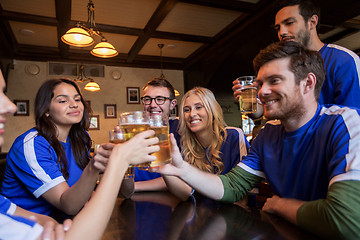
120 77 181 197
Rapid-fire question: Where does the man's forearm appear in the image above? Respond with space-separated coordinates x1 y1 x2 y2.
262 196 305 225
296 181 360 239
220 166 262 203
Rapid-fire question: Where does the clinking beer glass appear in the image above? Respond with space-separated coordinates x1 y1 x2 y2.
149 115 171 167
109 128 135 179
237 76 258 114
119 111 151 170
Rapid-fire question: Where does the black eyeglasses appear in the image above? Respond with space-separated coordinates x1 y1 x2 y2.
140 96 172 105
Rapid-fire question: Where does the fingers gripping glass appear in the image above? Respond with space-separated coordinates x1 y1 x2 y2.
141 96 172 105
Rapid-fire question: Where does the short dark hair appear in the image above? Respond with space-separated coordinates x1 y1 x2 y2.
253 41 325 101
142 77 175 99
275 0 321 31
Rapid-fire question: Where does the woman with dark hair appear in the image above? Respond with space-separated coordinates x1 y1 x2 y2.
1 78 108 218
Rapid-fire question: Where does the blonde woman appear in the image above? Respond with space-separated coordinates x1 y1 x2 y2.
157 87 249 200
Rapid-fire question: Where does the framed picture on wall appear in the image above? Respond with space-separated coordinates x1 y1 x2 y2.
89 115 100 130
14 100 29 116
127 87 140 104
104 104 117 118
170 105 178 117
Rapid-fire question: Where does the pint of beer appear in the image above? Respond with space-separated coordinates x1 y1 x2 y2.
119 111 151 169
149 115 171 167
236 76 258 114
109 129 135 179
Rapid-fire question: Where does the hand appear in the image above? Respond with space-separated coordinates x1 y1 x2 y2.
112 130 159 166
232 79 242 101
151 134 185 176
114 125 121 133
91 143 114 172
262 196 305 225
262 195 281 214
40 219 72 240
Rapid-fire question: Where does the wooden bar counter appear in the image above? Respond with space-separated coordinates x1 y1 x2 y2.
101 191 319 240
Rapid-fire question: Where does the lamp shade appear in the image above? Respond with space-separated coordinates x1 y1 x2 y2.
84 81 101 91
90 41 118 58
61 27 94 47
174 90 180 97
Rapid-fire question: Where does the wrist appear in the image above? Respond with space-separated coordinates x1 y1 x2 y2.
179 161 191 179
111 144 131 166
87 158 101 176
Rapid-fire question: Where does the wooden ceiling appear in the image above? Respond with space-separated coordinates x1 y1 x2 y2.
1 0 360 94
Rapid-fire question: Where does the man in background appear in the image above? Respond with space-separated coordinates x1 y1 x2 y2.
233 0 360 112
120 78 180 197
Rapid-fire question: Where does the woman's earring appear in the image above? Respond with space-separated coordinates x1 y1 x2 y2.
45 113 50 117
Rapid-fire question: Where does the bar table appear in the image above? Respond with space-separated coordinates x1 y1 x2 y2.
101 191 320 240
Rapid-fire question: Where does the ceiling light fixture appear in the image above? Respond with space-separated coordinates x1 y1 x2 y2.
75 64 101 92
61 0 118 58
157 43 180 97
174 90 180 97
158 43 166 80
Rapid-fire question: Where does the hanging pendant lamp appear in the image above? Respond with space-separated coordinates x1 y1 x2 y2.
61 0 118 58
75 64 101 92
91 39 118 58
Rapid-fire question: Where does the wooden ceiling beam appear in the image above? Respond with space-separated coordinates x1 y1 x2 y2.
0 10 58 26
179 0 257 12
13 44 183 69
152 31 213 43
55 0 71 58
126 0 179 63
341 19 360 30
323 29 359 44
0 21 15 58
70 21 143 36
183 0 275 69
0 6 19 57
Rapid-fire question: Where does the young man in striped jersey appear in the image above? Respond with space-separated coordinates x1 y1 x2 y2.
156 41 360 239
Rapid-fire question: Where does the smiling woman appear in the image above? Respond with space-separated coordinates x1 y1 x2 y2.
158 87 250 200
1 78 109 220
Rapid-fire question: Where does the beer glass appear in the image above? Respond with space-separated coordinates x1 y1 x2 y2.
149 115 171 167
109 129 135 179
119 111 150 170
237 76 257 114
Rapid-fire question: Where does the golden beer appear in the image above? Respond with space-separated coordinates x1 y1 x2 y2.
150 125 171 167
239 87 257 114
120 123 150 137
110 139 125 144
109 134 135 178
236 76 257 114
120 123 151 169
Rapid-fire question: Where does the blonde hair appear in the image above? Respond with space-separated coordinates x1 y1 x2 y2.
179 87 227 174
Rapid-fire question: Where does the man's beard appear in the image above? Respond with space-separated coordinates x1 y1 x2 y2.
263 87 305 121
296 27 310 48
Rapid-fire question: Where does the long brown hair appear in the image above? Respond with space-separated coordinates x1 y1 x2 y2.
34 78 92 179
179 87 227 174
